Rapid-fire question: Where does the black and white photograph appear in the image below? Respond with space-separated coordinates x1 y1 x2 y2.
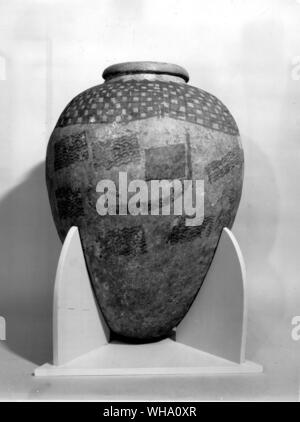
0 0 299 404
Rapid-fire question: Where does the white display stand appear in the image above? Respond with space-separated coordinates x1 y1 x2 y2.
35 226 262 377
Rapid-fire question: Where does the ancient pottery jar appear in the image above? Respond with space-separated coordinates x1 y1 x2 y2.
46 61 244 341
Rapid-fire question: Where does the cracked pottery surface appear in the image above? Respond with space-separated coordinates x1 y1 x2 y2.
46 62 244 341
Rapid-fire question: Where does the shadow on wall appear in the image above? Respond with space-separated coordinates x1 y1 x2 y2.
236 135 286 366
234 16 289 366
0 162 61 365
237 135 280 268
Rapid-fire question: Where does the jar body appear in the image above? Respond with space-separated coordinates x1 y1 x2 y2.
46 67 244 340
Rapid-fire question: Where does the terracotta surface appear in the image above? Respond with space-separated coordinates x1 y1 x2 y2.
46 62 244 340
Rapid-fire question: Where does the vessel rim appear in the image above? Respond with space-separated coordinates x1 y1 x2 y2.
102 61 189 83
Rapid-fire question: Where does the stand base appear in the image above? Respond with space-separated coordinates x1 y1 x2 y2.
35 338 262 377
34 226 263 377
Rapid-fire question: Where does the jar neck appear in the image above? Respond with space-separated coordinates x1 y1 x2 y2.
104 72 187 84
102 62 189 84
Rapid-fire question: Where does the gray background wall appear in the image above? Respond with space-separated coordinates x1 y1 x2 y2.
0 0 299 400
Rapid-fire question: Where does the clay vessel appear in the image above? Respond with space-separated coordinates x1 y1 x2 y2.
46 61 244 341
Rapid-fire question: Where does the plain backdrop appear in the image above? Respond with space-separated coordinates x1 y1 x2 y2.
0 0 299 400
